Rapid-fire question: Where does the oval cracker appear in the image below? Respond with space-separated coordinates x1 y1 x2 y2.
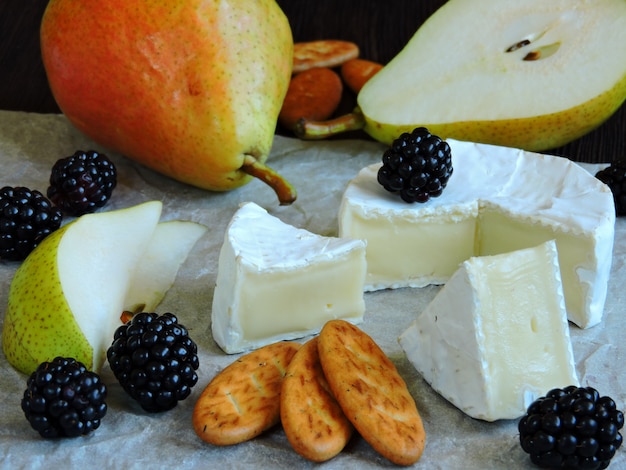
293 40 359 73
318 320 426 466
192 341 301 446
281 337 354 462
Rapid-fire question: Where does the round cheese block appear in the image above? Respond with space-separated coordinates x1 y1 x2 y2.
339 139 615 328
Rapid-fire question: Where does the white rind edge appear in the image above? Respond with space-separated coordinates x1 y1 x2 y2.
211 202 367 354
399 240 579 421
339 139 615 328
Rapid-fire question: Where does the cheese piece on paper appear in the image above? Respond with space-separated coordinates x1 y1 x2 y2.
339 139 615 328
399 240 579 422
212 202 367 354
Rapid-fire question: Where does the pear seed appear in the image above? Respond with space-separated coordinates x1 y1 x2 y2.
523 50 542 61
522 43 561 62
505 39 531 53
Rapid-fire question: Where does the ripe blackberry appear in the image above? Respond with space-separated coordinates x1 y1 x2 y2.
377 127 453 203
518 386 624 470
0 186 63 261
21 357 107 438
595 159 626 216
47 150 117 216
107 312 199 413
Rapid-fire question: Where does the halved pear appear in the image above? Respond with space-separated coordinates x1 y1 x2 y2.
1 201 205 375
354 0 626 151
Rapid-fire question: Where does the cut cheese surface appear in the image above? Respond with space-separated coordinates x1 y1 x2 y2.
339 139 615 328
399 240 579 422
212 202 367 354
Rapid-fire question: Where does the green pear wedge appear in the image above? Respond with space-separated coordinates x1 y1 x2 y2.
123 220 207 314
2 201 163 375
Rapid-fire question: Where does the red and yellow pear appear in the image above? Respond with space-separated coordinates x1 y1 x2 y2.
40 0 296 204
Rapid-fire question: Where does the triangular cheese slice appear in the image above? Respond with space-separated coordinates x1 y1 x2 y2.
399 240 579 421
212 202 367 354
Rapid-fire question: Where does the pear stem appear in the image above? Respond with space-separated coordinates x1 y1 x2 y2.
294 108 366 140
242 155 297 206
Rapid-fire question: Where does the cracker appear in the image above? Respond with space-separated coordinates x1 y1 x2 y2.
278 67 343 131
293 40 359 73
318 320 426 466
340 58 383 94
192 341 300 446
280 337 353 462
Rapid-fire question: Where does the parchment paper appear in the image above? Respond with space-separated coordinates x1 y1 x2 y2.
0 110 624 469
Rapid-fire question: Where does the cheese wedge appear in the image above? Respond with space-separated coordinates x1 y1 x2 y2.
212 202 367 354
399 240 579 422
339 139 615 328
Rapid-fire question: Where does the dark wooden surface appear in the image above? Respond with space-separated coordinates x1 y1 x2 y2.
1 0 624 163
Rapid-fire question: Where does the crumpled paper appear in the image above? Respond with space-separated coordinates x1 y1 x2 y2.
0 110 623 469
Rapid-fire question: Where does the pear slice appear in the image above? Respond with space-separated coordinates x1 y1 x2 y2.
358 0 626 151
299 0 626 151
0 201 189 375
123 220 207 314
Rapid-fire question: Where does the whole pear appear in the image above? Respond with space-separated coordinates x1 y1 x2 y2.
40 0 296 204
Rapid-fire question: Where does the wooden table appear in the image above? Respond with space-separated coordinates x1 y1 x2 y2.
1 0 624 163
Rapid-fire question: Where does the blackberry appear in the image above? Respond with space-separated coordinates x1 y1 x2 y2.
107 312 199 413
0 186 63 261
21 357 107 438
518 386 624 470
47 150 117 216
377 127 453 203
595 159 626 216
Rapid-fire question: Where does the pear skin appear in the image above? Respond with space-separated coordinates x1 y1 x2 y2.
360 69 626 151
2 225 89 375
2 201 163 375
298 0 626 152
356 0 626 152
40 0 296 203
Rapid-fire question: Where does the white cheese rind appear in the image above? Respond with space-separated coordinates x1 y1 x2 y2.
212 202 367 354
399 240 579 422
339 139 615 328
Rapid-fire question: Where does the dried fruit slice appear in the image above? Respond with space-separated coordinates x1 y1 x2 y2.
341 58 383 94
279 67 343 132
